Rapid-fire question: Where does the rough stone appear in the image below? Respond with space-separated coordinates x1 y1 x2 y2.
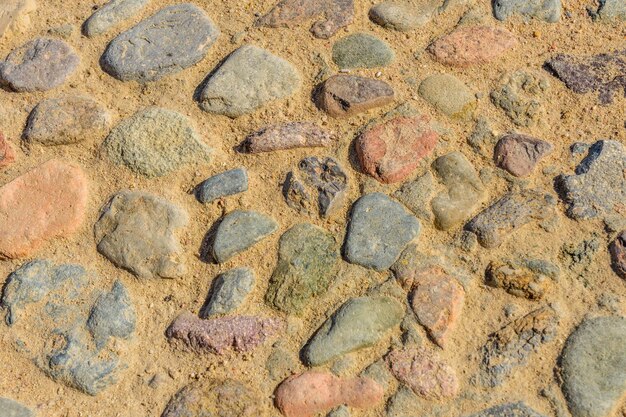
394 172 435 221
83 0 149 37
212 210 279 263
87 281 136 349
0 398 34 417
195 167 248 204
493 0 561 22
240 122 334 153
609 231 626 279
266 346 298 381
361 359 395 392
486 260 553 299
0 0 36 39
419 74 476 119
315 74 394 117
494 134 553 177
0 131 16 169
491 70 550 127
386 385 421 417
468 118 498 157
369 1 436 31
200 268 255 317
328 405 350 417
332 33 395 69
466 403 548 417
594 0 626 21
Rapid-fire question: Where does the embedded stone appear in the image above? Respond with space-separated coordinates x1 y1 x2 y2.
332 33 395 69
466 403 548 417
394 172 435 221
83 0 149 37
595 0 626 21
315 74 394 117
195 167 248 204
369 1 436 31
212 210 279 263
486 260 552 299
491 70 550 128
0 398 34 417
200 268 255 317
240 122 334 153
493 0 561 22
609 231 626 279
419 74 476 119
0 131 16 169
494 134 553 177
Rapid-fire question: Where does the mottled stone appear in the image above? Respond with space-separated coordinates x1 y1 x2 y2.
486 260 553 299
212 210 279 263
419 74 476 119
609 231 626 279
195 168 248 204
87 281 136 349
494 134 553 177
468 118 498 157
266 346 298 381
594 0 626 21
83 0 149 37
332 33 395 69
0 398 34 417
466 403 548 417
369 1 436 31
493 0 561 22
491 71 550 127
0 131 16 169
315 74 394 117
0 0 36 39
394 172 435 221
200 268 255 317
240 122 334 153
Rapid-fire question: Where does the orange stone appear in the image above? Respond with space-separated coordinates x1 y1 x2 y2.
0 131 15 169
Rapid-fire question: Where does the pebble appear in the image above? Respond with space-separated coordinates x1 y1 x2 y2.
315 74 395 117
0 160 88 259
0 398 33 417
23 95 111 146
355 116 438 184
240 122 335 153
199 44 301 118
0 131 16 169
393 172 435 221
344 193 421 270
103 106 212 177
200 268 255 317
302 296 404 366
195 167 248 204
0 0 36 39
494 134 553 177
369 1 436 31
466 403 548 417
427 26 517 67
332 33 395 69
266 223 338 314
490 70 550 127
212 210 279 263
94 190 189 279
493 0 561 22
418 74 476 119
609 231 626 279
101 3 219 82
274 371 383 417
83 0 149 37
594 0 626 21
486 259 552 299
0 37 79 92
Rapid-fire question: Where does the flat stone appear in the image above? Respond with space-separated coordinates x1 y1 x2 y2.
212 210 279 263
0 0 36 39
419 74 476 119
0 398 34 417
315 74 394 117
494 134 553 177
103 107 212 177
0 131 16 170
266 223 338 314
609 231 626 279
491 70 550 127
199 45 301 118
195 167 248 204
200 268 255 317
166 311 283 354
344 193 421 270
83 0 149 37
369 1 436 31
560 316 626 417
0 160 88 259
493 0 561 22
428 26 517 67
332 33 395 69
240 122 334 153
23 95 111 146
302 296 404 366
101 4 219 82
394 172 435 221
355 116 438 184
486 260 552 299
595 0 626 21
87 281 136 349
466 403 548 417
0 38 79 92
94 190 189 279
283 156 348 218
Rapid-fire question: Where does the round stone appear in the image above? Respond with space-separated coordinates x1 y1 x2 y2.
332 33 395 69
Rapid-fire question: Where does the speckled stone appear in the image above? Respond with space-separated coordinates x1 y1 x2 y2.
493 0 561 22
315 74 394 117
419 74 476 119
240 122 335 153
332 33 395 69
369 1 436 31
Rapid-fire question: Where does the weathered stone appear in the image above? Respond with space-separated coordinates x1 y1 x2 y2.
200 268 255 317
594 0 626 21
101 4 220 82
87 281 136 349
83 0 149 37
266 346 298 381
466 403 548 417
94 190 189 279
361 359 395 392
195 168 248 204
468 118 498 157
491 71 550 127
493 0 561 22
0 398 34 417
240 122 334 153
315 74 394 117
394 172 435 221
0 0 36 39
332 33 395 69
609 231 626 279
369 1 436 31
0 131 16 169
212 210 279 263
494 134 553 177
328 405 350 417
419 74 476 119
486 260 552 299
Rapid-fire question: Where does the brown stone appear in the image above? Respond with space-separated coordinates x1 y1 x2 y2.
315 74 394 117
486 260 550 299
239 122 334 153
0 131 15 169
609 231 626 279
494 133 553 177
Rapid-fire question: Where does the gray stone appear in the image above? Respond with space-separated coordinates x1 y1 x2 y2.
195 167 248 204
491 71 550 128
200 268 255 317
103 107 212 178
94 190 189 279
212 210 279 263
369 1 436 31
87 281 136 349
328 405 351 417
302 296 404 366
48 24 74 38
315 74 395 118
418 73 476 119
344 193 421 271
468 118 498 157
394 172 435 222
493 0 561 22
466 402 547 417
361 359 395 392
0 398 34 417
83 0 149 37
332 33 395 69
595 0 626 21
199 45 301 118
386 385 421 417
101 3 219 82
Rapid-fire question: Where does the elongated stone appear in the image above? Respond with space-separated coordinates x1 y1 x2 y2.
315 74 394 117
240 122 334 153
195 167 248 204
212 210 279 263
83 0 149 37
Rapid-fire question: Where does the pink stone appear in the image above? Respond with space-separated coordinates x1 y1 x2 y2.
166 311 284 354
355 116 438 184
0 159 88 259
274 371 384 417
428 26 518 67
493 133 553 177
240 122 334 153
0 131 15 169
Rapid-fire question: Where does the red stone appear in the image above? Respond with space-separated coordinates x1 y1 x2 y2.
493 133 553 177
0 131 15 169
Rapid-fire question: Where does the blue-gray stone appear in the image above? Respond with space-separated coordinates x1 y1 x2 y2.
493 0 561 22
196 167 248 204
212 210 279 263
332 33 395 69
87 281 136 349
200 268 255 317
0 398 34 417
83 0 149 37
466 402 547 417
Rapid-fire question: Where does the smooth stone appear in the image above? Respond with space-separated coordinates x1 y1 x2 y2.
595 0 626 21
332 33 395 69
493 0 561 22
240 122 335 153
419 74 476 119
101 3 219 82
486 259 553 299
0 0 36 39
0 131 16 170
315 74 394 117
94 190 189 279
494 134 553 177
394 172 435 221
466 403 548 417
369 1 436 31
609 231 626 279
0 398 34 417
87 281 136 349
83 0 149 37
490 70 550 128
195 167 248 204
212 210 279 263
200 268 255 317
199 45 301 118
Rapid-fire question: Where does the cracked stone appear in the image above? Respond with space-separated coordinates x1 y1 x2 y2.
240 122 334 153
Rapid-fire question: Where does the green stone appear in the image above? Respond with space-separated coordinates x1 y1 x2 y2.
332 33 395 69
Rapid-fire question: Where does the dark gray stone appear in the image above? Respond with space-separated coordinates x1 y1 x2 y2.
200 267 255 317
212 210 279 263
466 402 547 417
493 0 561 22
196 167 248 204
0 398 34 417
83 0 149 37
332 33 395 69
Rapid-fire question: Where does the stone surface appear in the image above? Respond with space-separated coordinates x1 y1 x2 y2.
266 346 298 381
23 95 111 146
428 26 517 67
0 160 88 259
274 371 383 417
466 403 548 417
195 167 248 204
103 107 212 177
419 74 476 119
199 45 301 118
0 38 79 92
332 33 395 69
212 210 279 263
0 398 34 417
240 122 334 153
315 74 394 117
266 223 338 314
369 1 436 31
491 70 550 127
101 4 219 82
328 405 350 417
83 0 149 37
609 231 626 279
200 268 255 317
486 260 553 299
94 190 189 279
0 131 16 170
493 0 561 22
494 134 553 177
595 0 626 21
0 0 36 39
394 172 435 221
344 193 421 270
302 296 404 366
355 116 438 184
87 281 136 349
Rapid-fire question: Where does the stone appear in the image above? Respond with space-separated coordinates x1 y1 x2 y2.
0 38 79 92
418 74 476 119
212 210 279 263
594 0 626 21
609 231 626 279
257 0 354 39
199 45 301 118
332 33 395 69
83 0 149 37
387 347 458 399
315 74 394 117
195 168 248 204
369 1 436 31
103 107 212 178
0 160 88 259
0 398 34 417
101 4 219 82
361 359 395 392
240 122 334 153
328 405 350 417
393 172 435 221
283 157 348 218
466 403 548 417
355 116 438 184
427 26 517 67
94 190 189 279
87 281 136 349
468 118 498 157
386 385 421 417
560 316 626 417
493 0 561 22
266 346 298 381
165 311 283 354
0 0 36 39
274 371 383 417
557 140 626 220
465 189 556 249
266 224 338 314
494 134 553 177
344 193 421 270
479 306 558 387
200 268 255 317
23 95 111 146
0 131 16 170
302 296 404 366
486 260 552 299
545 50 626 105
491 70 550 128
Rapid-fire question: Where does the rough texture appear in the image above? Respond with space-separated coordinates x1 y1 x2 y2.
315 74 394 117
0 0 36 39
83 0 149 37
369 1 435 31
466 403 548 417
394 172 435 221
609 231 626 279
493 134 553 177
201 268 255 317
195 167 248 204
240 122 334 153
0 131 16 169
212 210 279 263
493 0 561 22
490 70 550 127
486 260 553 299
0 398 34 417
419 74 476 119
332 33 395 69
